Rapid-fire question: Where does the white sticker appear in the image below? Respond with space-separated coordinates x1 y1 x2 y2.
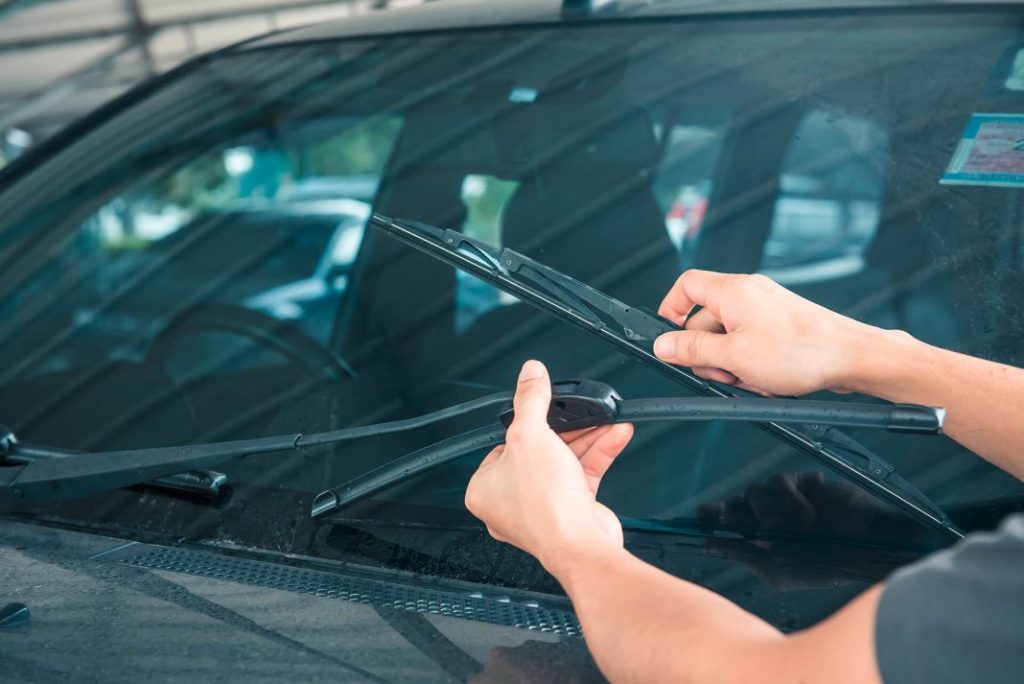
941 113 1024 188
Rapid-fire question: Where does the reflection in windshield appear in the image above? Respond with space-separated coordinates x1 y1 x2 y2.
0 13 1022 618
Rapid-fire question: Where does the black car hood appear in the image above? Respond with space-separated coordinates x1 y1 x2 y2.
0 520 603 683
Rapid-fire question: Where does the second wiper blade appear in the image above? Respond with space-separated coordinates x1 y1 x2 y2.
373 214 684 355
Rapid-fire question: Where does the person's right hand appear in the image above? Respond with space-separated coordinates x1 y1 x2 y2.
654 270 881 396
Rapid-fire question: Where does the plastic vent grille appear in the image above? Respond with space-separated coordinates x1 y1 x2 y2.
120 546 581 636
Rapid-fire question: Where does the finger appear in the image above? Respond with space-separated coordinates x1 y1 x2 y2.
558 426 601 444
658 269 733 322
797 470 826 492
746 482 785 529
766 474 816 527
796 471 829 506
578 423 634 492
693 366 740 385
680 307 735 384
509 360 552 431
735 381 774 397
565 425 612 458
683 307 726 334
653 329 733 369
697 502 725 522
723 494 757 530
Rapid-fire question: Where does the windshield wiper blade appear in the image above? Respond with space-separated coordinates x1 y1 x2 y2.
375 215 687 364
0 380 946 534
311 382 951 536
369 214 963 540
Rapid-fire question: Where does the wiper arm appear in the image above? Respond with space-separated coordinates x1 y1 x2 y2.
370 214 963 540
0 392 515 506
0 379 945 536
0 435 228 501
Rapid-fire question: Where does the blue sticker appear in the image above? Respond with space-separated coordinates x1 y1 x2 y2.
941 113 1024 188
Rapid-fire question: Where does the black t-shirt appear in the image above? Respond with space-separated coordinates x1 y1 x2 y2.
875 514 1024 684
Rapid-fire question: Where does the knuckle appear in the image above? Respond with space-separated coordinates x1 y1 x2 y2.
740 273 762 289
683 332 705 361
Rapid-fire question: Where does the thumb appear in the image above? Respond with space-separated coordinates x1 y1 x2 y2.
510 360 552 430
653 330 732 370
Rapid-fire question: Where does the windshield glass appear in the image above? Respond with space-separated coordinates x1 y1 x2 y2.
1 9 1023 622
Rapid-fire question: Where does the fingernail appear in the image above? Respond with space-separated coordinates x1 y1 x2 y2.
654 335 675 359
519 359 545 381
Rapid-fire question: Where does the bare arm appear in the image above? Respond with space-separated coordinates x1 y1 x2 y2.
848 330 1024 480
467 270 1020 683
558 545 882 684
654 270 1024 481
466 361 884 684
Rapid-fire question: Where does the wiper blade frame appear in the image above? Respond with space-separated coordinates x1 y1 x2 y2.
310 394 951 530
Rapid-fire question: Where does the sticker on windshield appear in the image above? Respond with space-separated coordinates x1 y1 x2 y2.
941 113 1024 188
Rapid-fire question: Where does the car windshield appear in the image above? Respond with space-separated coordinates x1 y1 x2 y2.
1 7 1023 622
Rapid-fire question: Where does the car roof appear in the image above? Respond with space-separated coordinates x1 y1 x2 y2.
240 0 1022 50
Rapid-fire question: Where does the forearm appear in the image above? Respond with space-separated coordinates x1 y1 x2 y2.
548 545 881 684
844 327 1024 480
550 545 779 684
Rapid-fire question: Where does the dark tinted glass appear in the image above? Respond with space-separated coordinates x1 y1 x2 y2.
1 10 1022 621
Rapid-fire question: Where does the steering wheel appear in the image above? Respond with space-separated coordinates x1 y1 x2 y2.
145 303 356 383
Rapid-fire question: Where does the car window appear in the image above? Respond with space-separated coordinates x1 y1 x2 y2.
456 174 519 331
1 13 1023 600
759 109 887 286
0 115 398 386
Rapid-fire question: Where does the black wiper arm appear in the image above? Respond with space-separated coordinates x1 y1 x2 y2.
0 380 946 535
311 381 954 541
0 392 516 506
370 215 963 540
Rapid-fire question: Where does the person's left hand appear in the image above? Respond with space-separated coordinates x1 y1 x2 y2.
465 360 634 576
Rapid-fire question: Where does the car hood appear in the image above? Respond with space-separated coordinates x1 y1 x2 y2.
0 520 603 683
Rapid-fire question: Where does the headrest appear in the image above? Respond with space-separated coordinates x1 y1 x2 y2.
492 103 659 185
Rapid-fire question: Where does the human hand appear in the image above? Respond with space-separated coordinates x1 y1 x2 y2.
696 471 889 539
654 270 881 396
464 360 634 575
